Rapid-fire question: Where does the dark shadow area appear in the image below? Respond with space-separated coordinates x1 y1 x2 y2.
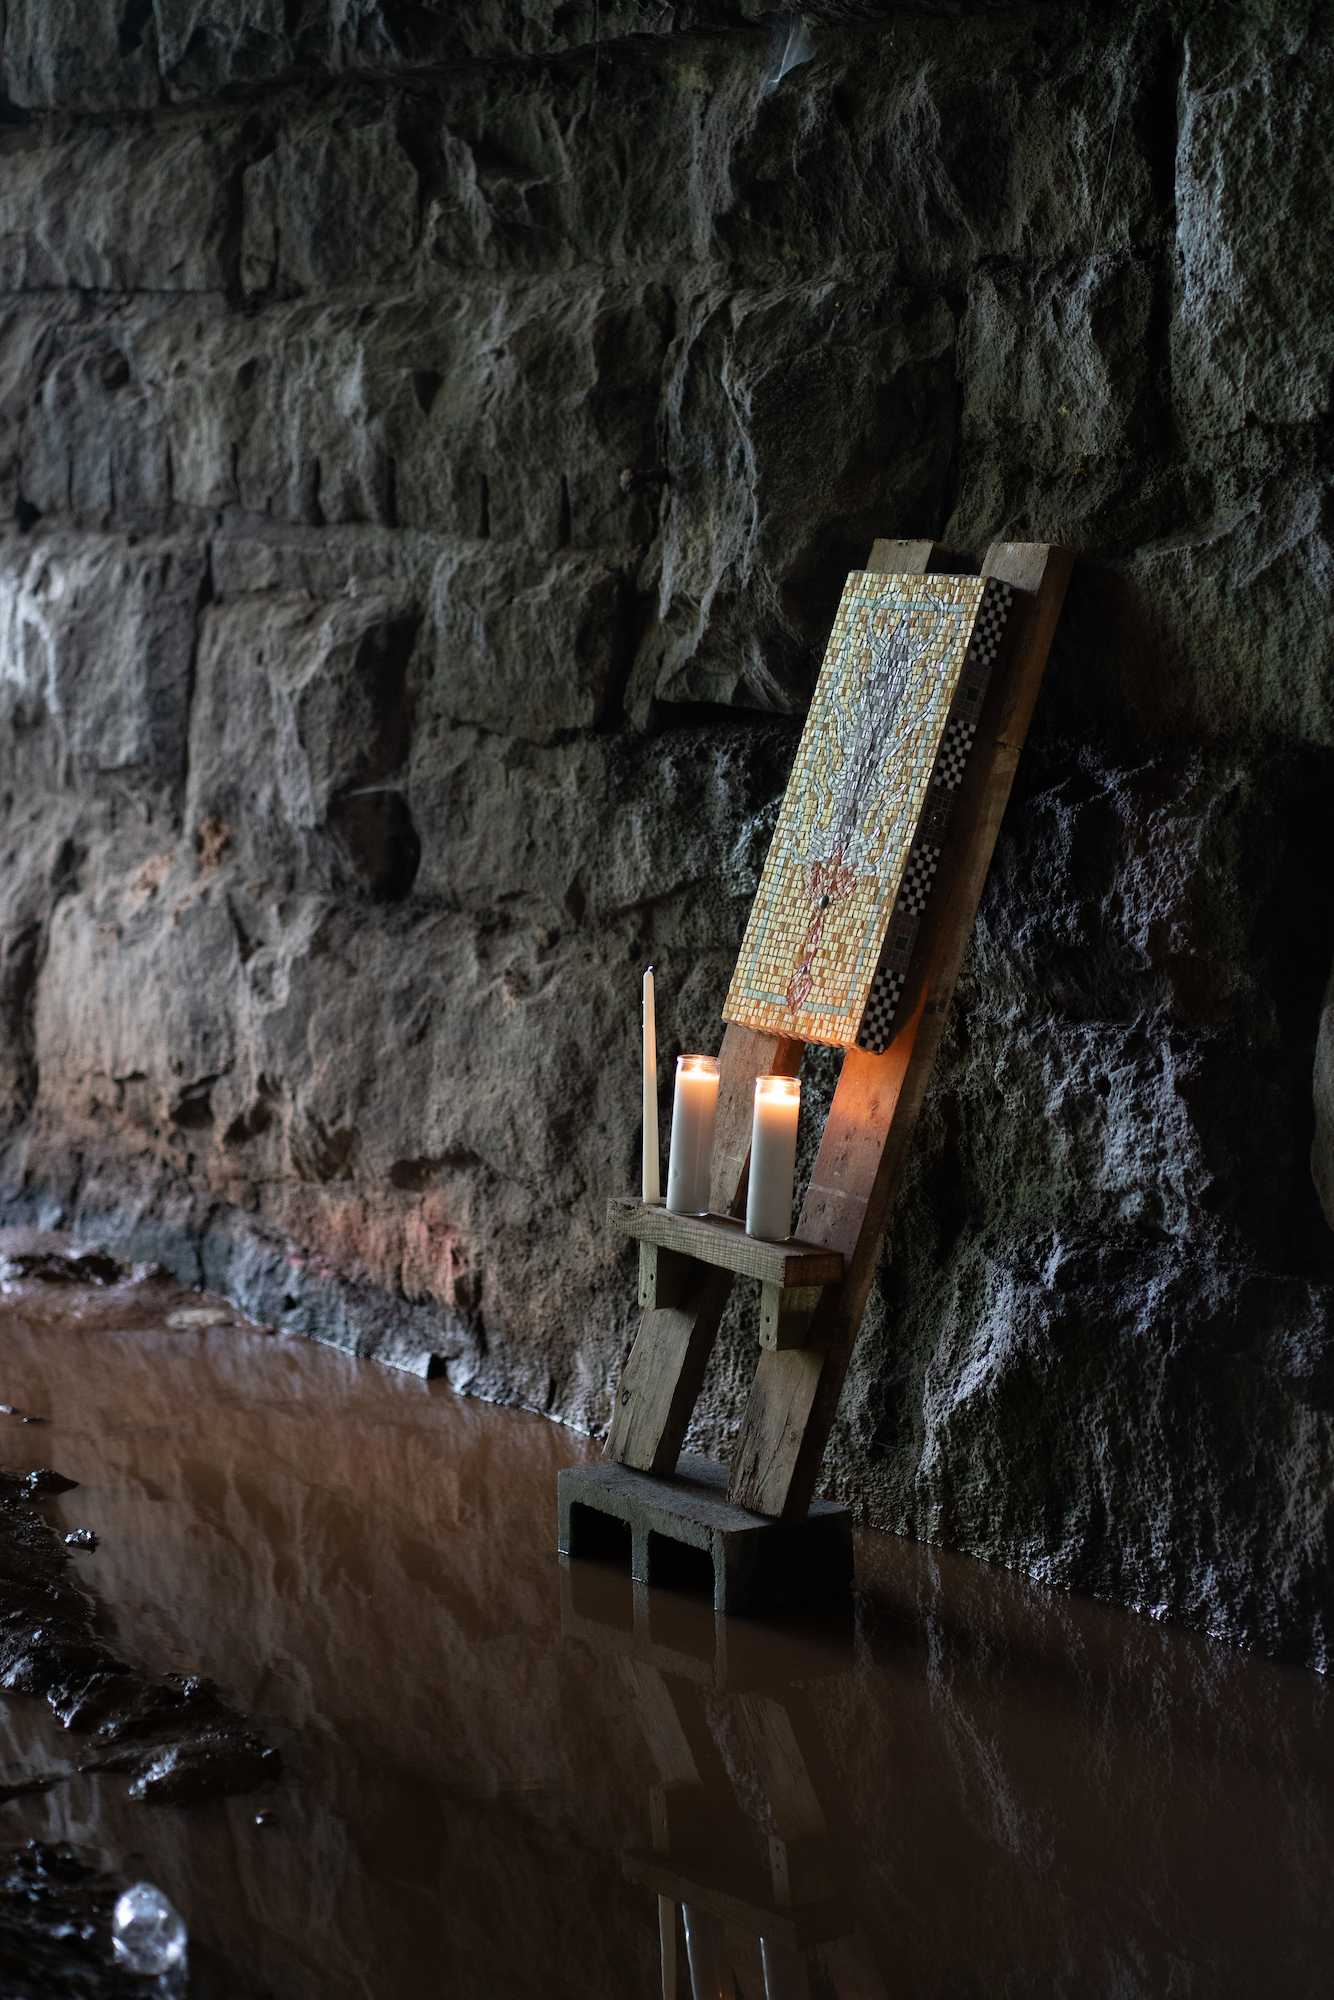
566 1505 631 1567
329 790 421 903
645 1530 714 1598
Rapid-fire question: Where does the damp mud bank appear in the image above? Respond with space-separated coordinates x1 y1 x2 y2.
0 1257 1330 1997
0 1257 279 1824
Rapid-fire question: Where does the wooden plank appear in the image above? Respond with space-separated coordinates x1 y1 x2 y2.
734 1693 827 1840
604 1023 803 1472
603 1265 734 1476
727 542 1073 1516
621 1852 850 1951
639 1242 693 1311
608 1198 844 1289
603 544 946 1477
758 1283 823 1351
864 537 955 577
616 1659 701 1786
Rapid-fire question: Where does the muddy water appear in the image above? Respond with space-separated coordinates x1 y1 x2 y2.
0 1262 1330 1999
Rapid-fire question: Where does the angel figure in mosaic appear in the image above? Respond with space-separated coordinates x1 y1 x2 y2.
798 597 947 876
783 599 947 1010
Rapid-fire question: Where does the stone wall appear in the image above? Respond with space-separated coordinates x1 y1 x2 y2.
1 0 1332 1664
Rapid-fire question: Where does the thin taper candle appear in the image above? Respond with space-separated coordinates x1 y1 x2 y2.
642 967 661 1203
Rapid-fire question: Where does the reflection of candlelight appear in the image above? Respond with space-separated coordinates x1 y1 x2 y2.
746 1075 801 1242
642 968 660 1204
666 1056 720 1216
683 1904 731 1998
657 1896 676 2000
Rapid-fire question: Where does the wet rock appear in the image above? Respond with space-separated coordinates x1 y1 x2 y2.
164 1304 234 1329
128 1262 172 1285
0 1840 164 2000
22 1468 78 1497
0 1470 277 1804
0 1774 60 1803
126 1734 279 1808
1314 966 1334 1228
1 1250 121 1285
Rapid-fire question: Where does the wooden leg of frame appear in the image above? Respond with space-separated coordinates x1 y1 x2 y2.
707 1024 806 1218
604 1022 803 1473
640 1243 694 1311
758 1283 823 1351
604 1266 735 1477
728 542 1074 1517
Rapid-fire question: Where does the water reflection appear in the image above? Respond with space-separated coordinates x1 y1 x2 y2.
561 1564 876 2000
0 1260 1328 1996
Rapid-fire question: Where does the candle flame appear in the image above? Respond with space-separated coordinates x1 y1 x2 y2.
677 1054 720 1077
755 1074 801 1103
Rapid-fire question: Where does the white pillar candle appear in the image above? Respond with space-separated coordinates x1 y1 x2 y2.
642 966 661 1204
665 1055 720 1215
746 1074 801 1242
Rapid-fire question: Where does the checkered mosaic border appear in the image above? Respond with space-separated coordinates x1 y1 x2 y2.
855 577 1014 1053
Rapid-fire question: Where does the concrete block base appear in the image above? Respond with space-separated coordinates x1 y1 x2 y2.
557 1454 852 1615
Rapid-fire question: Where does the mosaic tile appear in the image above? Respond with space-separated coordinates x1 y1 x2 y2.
724 572 1013 1051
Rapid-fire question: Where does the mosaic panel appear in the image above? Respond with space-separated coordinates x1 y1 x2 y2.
723 571 1001 1051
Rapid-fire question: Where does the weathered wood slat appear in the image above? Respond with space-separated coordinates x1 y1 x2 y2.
727 541 1074 1517
638 1241 694 1311
759 1283 823 1352
863 536 951 576
608 1197 844 1289
604 1265 736 1476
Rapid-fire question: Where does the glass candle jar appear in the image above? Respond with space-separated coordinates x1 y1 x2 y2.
665 1055 720 1215
745 1074 801 1241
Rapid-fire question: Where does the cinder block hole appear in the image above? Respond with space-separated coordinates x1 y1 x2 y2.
646 1531 715 1599
567 1504 632 1566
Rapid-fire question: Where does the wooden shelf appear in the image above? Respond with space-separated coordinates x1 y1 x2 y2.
621 1851 850 1950
606 1196 844 1289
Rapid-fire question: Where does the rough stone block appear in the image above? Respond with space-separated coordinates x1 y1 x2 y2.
186 586 420 889
240 111 419 299
3 0 161 110
0 531 207 783
0 120 240 292
428 544 630 740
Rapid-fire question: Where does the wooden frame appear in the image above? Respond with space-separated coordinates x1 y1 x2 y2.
605 538 1073 1518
